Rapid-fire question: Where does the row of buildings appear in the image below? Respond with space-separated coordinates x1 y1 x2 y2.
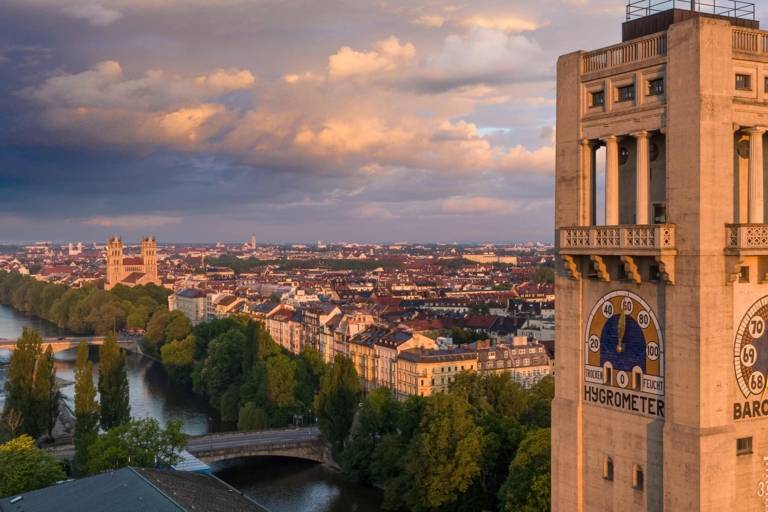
260 302 551 397
168 285 552 397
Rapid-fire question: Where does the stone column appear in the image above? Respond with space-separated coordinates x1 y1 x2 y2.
603 136 619 225
579 139 592 226
633 131 650 224
747 127 766 224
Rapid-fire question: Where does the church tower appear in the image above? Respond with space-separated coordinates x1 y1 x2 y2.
106 236 124 290
140 236 158 281
553 2 768 510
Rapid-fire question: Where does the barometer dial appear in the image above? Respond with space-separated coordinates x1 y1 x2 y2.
734 297 768 398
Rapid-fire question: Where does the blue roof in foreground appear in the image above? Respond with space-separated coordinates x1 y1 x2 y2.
0 467 182 512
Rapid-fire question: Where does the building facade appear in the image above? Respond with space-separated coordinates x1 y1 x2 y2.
171 288 207 325
554 5 768 511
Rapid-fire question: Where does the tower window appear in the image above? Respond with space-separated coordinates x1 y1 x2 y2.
632 464 644 491
736 74 752 91
737 437 753 455
590 90 605 107
603 457 614 481
739 266 750 284
648 78 664 96
617 84 635 102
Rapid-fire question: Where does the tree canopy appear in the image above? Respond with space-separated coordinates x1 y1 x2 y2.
98 333 130 430
0 435 65 498
74 340 99 472
86 418 187 474
0 272 169 335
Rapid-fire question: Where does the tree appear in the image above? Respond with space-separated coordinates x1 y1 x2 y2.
126 306 150 330
295 346 325 410
164 311 191 343
3 328 44 438
86 418 187 474
498 428 551 512
266 354 296 409
237 402 269 431
314 354 361 453
520 375 554 427
98 333 130 430
32 345 59 439
341 387 401 483
144 309 170 348
74 340 99 472
160 335 196 384
0 435 65 498
197 329 246 407
532 266 555 284
401 393 486 511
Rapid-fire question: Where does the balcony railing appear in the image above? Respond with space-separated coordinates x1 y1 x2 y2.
559 224 676 254
726 224 768 253
733 28 768 54
582 32 667 74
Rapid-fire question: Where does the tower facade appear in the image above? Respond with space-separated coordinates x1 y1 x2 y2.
140 236 158 280
553 4 768 511
106 237 124 290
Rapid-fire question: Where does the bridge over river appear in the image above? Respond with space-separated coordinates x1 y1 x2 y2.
0 336 142 354
47 426 331 465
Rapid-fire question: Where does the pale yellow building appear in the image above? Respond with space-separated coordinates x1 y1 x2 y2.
374 330 436 392
395 347 476 398
554 3 768 511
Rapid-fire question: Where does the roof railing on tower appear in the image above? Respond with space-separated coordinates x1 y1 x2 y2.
626 0 755 20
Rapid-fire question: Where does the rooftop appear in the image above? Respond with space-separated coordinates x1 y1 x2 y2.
0 467 265 512
622 1 758 41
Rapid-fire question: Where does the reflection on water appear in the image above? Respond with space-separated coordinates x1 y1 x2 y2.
0 304 215 435
215 457 384 512
0 305 64 340
0 305 384 509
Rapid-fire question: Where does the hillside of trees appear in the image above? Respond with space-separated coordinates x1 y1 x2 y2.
205 255 402 274
159 316 325 429
0 271 170 335
316 364 553 512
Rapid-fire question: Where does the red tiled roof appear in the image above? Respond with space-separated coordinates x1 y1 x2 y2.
122 257 143 266
122 272 145 284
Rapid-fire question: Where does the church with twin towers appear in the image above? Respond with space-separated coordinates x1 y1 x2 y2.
554 0 768 510
104 236 160 290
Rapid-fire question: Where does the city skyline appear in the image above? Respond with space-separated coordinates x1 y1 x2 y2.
0 0 686 243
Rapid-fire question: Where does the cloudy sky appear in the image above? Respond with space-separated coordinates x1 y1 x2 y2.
1 0 649 243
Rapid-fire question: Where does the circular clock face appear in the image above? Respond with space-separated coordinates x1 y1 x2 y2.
584 291 664 395
734 297 768 398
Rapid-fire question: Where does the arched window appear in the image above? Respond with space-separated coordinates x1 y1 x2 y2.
632 464 644 490
603 457 614 481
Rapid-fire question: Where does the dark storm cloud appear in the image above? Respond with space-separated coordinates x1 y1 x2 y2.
0 0 672 242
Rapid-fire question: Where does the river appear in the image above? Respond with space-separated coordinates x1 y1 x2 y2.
0 304 384 512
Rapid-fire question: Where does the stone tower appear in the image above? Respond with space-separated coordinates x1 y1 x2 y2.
140 236 158 281
553 3 768 511
106 236 123 290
